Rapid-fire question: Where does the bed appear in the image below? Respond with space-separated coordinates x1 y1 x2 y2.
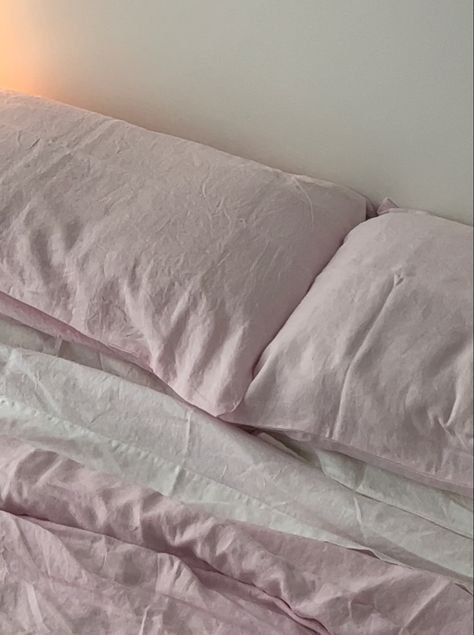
0 86 472 634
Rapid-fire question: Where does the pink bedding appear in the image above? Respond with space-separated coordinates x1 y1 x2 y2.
1 91 472 633
1 436 472 634
226 211 473 496
0 90 367 417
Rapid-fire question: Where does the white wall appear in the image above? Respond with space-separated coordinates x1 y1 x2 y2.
1 0 472 223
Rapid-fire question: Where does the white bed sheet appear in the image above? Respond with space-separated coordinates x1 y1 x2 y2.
0 314 472 591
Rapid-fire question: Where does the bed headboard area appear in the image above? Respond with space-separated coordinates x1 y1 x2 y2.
1 0 472 224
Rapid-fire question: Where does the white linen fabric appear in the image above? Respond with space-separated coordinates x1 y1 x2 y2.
0 313 471 591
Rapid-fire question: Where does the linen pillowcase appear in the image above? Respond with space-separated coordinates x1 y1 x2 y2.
0 90 368 415
225 210 473 495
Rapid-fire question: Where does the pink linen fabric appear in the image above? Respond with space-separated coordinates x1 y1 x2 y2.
225 211 473 496
0 90 367 416
1 436 472 634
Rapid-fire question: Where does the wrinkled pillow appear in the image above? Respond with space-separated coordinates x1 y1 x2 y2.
225 211 473 495
0 90 367 415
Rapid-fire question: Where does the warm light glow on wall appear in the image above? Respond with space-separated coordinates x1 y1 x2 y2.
0 2 47 93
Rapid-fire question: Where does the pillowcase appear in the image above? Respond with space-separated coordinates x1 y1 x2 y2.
0 90 368 415
225 210 473 495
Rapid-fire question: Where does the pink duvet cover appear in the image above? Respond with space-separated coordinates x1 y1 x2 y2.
0 436 471 634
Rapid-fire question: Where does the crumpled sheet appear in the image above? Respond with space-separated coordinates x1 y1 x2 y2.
0 314 472 592
0 435 472 635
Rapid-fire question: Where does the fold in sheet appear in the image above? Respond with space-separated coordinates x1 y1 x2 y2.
1 310 470 542
0 436 472 634
0 315 472 591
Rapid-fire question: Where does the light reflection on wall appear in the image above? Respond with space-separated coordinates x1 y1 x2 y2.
0 2 45 93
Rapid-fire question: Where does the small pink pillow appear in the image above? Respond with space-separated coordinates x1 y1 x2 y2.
0 90 367 415
226 211 473 495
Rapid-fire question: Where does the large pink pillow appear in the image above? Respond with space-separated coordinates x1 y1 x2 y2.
225 211 473 495
0 90 367 415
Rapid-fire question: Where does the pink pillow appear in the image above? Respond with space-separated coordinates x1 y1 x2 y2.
225 211 473 495
0 90 367 415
